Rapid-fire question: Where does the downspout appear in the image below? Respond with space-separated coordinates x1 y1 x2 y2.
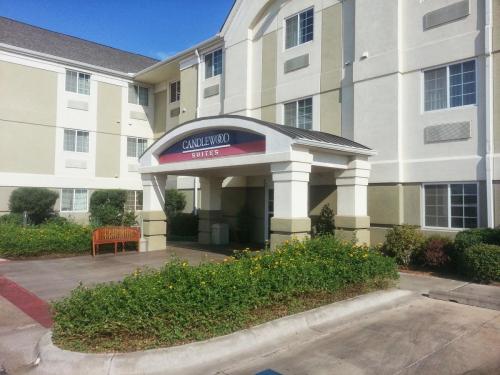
485 0 494 228
193 48 202 214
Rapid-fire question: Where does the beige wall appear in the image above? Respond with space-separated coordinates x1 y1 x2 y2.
494 52 500 152
0 187 16 213
320 4 343 92
261 31 278 123
0 61 57 174
320 91 341 135
494 181 500 227
95 82 121 178
154 90 167 137
179 66 198 124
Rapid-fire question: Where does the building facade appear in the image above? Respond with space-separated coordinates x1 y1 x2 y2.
1 0 499 247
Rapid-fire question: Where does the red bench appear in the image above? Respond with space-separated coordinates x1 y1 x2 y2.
92 226 141 257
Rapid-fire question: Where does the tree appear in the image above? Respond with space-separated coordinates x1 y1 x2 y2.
9 187 58 224
315 204 335 236
165 189 187 218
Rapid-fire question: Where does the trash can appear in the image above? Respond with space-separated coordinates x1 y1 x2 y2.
211 223 229 245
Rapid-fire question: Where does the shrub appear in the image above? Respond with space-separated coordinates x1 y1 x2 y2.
382 225 425 267
420 236 453 269
165 189 186 218
89 190 136 226
454 228 500 252
315 204 335 236
0 221 92 258
169 213 198 237
0 213 24 226
52 236 397 352
9 187 58 224
459 244 500 283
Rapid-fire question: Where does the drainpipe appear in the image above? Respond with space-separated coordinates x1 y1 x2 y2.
193 48 202 214
485 0 494 228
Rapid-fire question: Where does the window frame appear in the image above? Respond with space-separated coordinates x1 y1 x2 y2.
422 182 480 230
125 190 143 212
128 84 149 106
204 48 223 79
284 7 315 50
127 136 148 159
65 70 91 95
60 188 88 213
63 129 89 153
283 96 313 130
422 59 477 113
169 81 181 103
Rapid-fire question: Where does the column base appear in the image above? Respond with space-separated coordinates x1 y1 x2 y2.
270 217 311 250
198 210 222 245
142 211 167 251
334 215 370 245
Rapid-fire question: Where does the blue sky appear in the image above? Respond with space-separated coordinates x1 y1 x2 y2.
0 0 235 60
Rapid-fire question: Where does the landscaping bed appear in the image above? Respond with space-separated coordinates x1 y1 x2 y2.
52 236 398 353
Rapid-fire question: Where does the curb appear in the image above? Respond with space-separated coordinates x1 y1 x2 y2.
32 289 414 375
428 289 500 311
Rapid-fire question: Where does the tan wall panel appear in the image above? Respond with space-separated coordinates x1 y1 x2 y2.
403 184 421 226
493 0 500 52
309 185 337 216
494 53 500 152
179 66 198 123
261 105 276 123
154 90 167 137
97 82 122 135
368 184 401 225
0 120 56 174
95 133 121 178
321 4 343 92
494 181 500 227
0 61 57 126
0 187 16 213
320 90 341 135
261 31 277 108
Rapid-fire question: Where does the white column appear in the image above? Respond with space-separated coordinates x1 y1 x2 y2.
141 173 167 251
335 158 371 244
270 161 311 249
198 176 224 244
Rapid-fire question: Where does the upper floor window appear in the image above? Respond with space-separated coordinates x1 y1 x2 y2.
284 97 313 130
205 49 223 79
424 60 476 111
61 188 88 212
127 137 148 158
170 81 181 103
285 8 314 49
66 70 90 95
129 84 149 106
64 129 89 153
424 183 478 229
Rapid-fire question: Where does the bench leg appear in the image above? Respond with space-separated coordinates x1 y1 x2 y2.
92 243 95 257
137 241 140 253
122 242 125 253
114 242 117 255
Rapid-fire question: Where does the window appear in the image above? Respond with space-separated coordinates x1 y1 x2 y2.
284 97 313 129
127 137 148 158
170 81 181 103
61 189 88 212
424 183 478 229
424 60 476 111
205 49 223 79
125 191 143 212
63 129 89 153
285 8 314 49
65 70 90 95
128 84 149 106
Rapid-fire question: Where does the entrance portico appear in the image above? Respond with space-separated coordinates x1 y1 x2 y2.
139 115 375 251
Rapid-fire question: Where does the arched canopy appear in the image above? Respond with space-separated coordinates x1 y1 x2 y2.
139 115 374 177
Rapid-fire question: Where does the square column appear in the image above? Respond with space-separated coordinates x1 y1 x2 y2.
198 176 224 245
270 161 311 249
141 173 167 251
335 159 371 244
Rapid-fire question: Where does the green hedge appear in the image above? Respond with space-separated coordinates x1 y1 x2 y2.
454 228 500 252
459 244 500 283
0 222 92 258
52 236 398 352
